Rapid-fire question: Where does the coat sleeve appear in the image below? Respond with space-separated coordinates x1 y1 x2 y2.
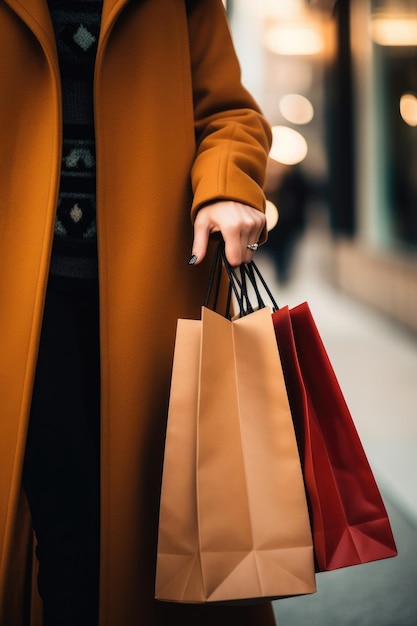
186 0 272 231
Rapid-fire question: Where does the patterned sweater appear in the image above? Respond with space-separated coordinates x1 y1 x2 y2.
48 0 102 278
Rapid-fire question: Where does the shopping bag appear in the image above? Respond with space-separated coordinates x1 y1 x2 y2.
232 256 397 572
155 303 316 603
272 303 398 571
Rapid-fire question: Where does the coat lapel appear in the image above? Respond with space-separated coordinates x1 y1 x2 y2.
100 0 135 46
3 0 57 62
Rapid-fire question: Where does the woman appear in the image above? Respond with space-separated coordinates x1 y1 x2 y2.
0 0 274 624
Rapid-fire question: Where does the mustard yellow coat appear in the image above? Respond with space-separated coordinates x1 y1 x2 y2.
0 0 274 624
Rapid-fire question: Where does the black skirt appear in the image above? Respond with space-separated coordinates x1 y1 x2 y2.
22 274 101 626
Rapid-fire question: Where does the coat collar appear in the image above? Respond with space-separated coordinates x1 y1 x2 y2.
3 0 134 61
4 0 56 60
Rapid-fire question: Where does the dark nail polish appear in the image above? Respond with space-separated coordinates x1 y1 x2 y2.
188 254 198 265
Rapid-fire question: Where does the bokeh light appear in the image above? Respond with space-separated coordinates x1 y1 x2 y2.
269 126 308 165
279 94 314 125
400 93 417 127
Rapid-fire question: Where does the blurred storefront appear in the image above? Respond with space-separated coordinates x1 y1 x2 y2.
227 0 417 333
334 0 417 333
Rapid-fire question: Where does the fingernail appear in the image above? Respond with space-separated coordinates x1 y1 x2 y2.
188 254 198 265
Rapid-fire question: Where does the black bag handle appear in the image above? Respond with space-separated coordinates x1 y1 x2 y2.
240 261 279 313
204 240 224 311
205 241 279 318
204 241 251 318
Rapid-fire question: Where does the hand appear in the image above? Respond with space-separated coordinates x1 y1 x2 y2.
189 201 265 267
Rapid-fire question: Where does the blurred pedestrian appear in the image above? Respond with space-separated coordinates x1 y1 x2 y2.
265 163 309 283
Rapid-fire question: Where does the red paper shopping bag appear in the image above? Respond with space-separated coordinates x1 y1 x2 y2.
272 302 398 572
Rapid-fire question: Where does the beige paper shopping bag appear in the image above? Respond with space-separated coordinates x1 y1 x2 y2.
155 306 316 603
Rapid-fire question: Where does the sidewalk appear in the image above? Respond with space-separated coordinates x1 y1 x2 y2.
256 215 417 626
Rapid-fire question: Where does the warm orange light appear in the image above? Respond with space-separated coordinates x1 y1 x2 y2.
370 13 417 46
279 94 314 125
263 0 305 19
264 22 324 56
265 200 279 232
400 93 417 127
269 126 308 165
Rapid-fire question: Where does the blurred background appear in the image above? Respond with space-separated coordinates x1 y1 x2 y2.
223 1 417 624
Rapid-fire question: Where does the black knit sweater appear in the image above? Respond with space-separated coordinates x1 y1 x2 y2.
48 0 102 278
